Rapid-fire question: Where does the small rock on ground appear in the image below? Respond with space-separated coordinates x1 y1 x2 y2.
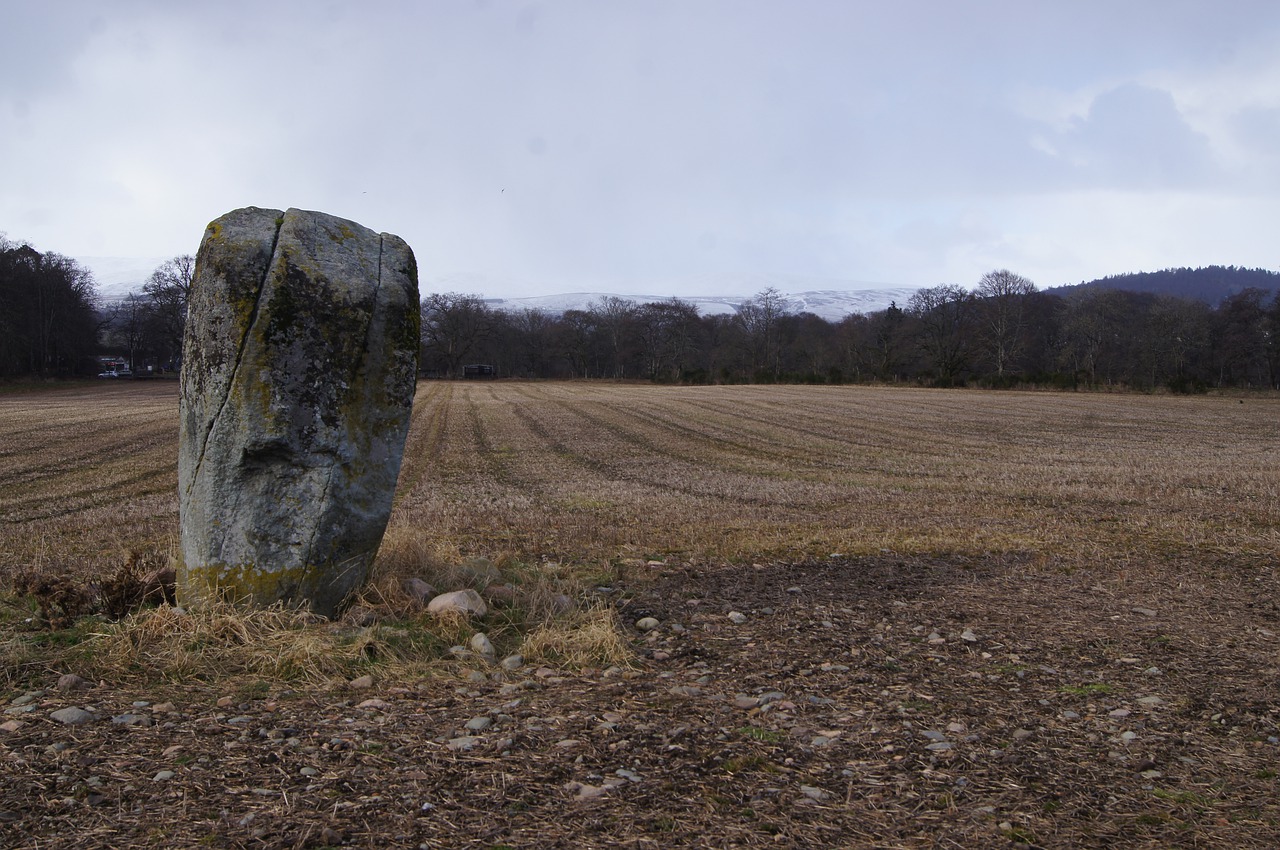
428 589 488 618
49 707 96 726
56 674 88 691
470 632 496 658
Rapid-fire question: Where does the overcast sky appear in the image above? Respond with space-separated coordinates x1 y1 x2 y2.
3 1 1279 298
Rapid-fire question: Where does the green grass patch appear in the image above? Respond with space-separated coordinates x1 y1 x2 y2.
1152 788 1209 807
737 726 784 743
1060 683 1116 696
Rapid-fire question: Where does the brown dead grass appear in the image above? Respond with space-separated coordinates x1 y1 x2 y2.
390 382 1279 571
4 381 1276 587
520 603 634 669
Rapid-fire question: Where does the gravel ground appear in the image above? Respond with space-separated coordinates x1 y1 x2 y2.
3 554 1279 849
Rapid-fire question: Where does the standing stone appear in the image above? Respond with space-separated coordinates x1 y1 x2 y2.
178 207 419 617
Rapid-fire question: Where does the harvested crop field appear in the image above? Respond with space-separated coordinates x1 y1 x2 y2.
1 380 1279 849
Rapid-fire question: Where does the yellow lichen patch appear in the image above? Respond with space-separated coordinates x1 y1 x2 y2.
177 561 313 610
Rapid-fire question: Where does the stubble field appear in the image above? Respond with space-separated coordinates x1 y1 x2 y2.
1 380 1278 848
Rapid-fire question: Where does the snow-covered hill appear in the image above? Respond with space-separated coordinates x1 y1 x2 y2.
76 257 919 319
76 256 170 302
482 288 918 320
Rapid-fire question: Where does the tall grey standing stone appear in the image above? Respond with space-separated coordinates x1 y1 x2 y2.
178 207 420 617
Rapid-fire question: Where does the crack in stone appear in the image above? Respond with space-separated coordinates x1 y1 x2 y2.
301 463 338 578
350 234 385 390
187 214 285 500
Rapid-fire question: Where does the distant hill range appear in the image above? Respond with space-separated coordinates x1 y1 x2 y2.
77 257 919 321
78 256 1278 320
480 288 920 321
1049 266 1279 305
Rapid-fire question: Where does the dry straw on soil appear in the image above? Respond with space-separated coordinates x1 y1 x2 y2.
4 381 1277 583
1 381 1279 849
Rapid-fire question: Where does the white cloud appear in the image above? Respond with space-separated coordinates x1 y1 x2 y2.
4 0 1280 293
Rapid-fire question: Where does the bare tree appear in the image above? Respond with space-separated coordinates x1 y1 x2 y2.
1146 295 1211 388
420 292 494 377
0 243 99 377
975 269 1036 379
590 296 638 379
634 299 702 381
143 255 195 371
103 293 154 372
556 309 598 378
870 301 906 381
1212 288 1272 388
908 284 974 384
510 307 556 378
736 287 793 379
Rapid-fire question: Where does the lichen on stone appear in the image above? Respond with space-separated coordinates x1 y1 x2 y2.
178 207 419 618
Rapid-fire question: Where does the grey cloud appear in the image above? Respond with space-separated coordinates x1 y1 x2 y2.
1057 84 1218 189
5 0 1280 291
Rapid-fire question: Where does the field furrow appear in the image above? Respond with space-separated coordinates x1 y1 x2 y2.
1 381 1277 576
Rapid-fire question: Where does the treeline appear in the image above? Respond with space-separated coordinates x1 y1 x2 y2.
0 239 100 378
422 270 1280 390
0 236 194 379
4 236 1277 392
98 256 194 374
1063 265 1280 304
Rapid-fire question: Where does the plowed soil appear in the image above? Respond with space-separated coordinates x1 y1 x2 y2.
2 382 1278 848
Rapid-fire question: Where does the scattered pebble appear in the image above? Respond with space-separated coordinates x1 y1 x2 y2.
565 781 610 801
55 674 88 692
446 736 481 751
636 617 660 632
428 589 488 618
403 577 437 602
470 632 496 659
49 707 96 726
111 713 152 727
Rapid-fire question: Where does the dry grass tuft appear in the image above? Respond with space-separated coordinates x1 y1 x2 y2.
421 606 477 646
86 603 363 683
520 603 633 669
